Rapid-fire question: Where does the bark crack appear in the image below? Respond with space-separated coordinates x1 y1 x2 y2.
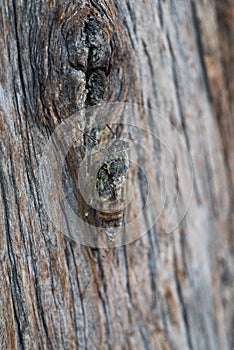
0 161 26 350
190 0 212 104
172 240 193 350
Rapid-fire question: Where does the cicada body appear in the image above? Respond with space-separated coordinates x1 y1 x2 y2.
83 126 130 262
95 139 129 242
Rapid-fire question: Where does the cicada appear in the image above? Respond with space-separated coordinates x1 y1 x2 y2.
84 124 130 262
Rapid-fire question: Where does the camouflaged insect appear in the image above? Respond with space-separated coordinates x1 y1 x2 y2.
96 139 129 201
86 126 129 245
95 137 129 242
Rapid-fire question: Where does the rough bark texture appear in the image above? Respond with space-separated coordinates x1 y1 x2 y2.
0 1 233 349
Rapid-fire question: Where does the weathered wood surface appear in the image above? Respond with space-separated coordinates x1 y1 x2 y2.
0 0 233 349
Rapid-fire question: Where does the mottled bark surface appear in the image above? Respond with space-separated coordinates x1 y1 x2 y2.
0 1 233 349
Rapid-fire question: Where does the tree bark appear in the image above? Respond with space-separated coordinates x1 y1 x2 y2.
0 1 233 349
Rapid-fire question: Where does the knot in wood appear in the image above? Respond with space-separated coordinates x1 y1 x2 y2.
64 14 111 73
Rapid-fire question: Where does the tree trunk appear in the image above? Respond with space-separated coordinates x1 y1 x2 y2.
0 1 233 349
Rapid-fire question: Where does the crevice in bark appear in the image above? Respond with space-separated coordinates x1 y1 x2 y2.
166 31 205 209
126 0 137 36
0 165 27 350
138 325 151 350
70 243 87 349
158 0 164 28
96 281 111 345
142 40 158 100
12 0 27 107
166 33 190 152
173 240 193 350
214 0 234 111
147 229 158 298
190 0 212 104
31 249 53 349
